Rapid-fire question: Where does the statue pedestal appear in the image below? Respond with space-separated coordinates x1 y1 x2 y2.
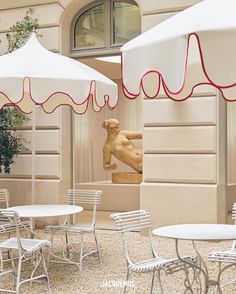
75 180 140 212
112 172 142 184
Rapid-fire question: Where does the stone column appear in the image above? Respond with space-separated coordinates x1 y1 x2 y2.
141 89 227 227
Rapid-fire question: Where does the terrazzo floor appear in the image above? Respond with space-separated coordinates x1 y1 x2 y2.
1 229 236 294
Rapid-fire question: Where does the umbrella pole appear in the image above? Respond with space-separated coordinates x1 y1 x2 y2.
32 104 36 205
72 111 75 225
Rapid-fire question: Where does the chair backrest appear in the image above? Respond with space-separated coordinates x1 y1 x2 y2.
0 209 29 254
231 204 236 249
0 189 10 208
111 210 152 232
232 203 236 224
65 189 102 226
0 209 20 234
111 210 156 265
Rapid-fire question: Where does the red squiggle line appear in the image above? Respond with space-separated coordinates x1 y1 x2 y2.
121 32 236 102
0 77 118 114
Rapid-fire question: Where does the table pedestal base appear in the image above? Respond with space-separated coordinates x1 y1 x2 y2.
176 240 236 294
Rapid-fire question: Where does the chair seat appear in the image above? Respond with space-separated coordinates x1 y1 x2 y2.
130 255 196 273
130 257 170 272
45 224 94 233
163 256 197 274
67 225 94 233
208 249 236 263
0 238 51 254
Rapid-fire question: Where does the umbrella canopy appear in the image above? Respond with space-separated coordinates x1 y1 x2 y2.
0 32 118 203
0 33 118 113
121 0 236 101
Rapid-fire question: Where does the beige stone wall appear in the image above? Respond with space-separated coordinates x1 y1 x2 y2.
141 91 227 226
138 0 229 227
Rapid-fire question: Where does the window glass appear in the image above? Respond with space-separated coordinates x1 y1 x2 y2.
74 4 105 48
113 2 141 45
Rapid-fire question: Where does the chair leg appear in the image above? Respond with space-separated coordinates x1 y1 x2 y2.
80 233 84 272
16 256 23 294
47 232 55 265
93 231 101 263
0 251 3 272
65 231 70 258
30 253 43 284
9 250 16 274
150 270 155 294
123 268 130 294
41 249 51 294
156 270 164 294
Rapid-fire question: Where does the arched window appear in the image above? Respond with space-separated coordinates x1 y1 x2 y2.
71 0 141 57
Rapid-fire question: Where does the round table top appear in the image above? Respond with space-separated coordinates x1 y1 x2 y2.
9 204 83 218
153 224 236 241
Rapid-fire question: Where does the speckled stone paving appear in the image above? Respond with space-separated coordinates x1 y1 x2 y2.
1 230 236 293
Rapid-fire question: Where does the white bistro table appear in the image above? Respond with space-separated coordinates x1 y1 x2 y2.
9 204 83 232
153 224 236 294
9 204 83 265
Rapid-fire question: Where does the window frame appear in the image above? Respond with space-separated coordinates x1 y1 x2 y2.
70 0 140 58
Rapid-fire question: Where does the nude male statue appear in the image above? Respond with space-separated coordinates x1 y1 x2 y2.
102 119 142 173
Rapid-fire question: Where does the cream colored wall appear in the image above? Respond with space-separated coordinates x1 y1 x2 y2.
227 103 236 210
0 0 71 211
138 0 229 227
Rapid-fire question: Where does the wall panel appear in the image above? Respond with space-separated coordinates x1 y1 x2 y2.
144 154 216 183
140 0 202 15
144 126 216 153
142 12 175 31
143 97 216 126
140 182 219 227
24 108 60 128
0 4 63 32
2 155 60 178
0 26 59 55
18 130 60 153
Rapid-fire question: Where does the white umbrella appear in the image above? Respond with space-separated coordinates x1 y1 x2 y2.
0 33 117 112
121 0 236 101
0 32 118 202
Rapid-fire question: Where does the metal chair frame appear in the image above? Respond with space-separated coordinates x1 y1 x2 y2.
0 189 10 208
0 209 51 294
45 189 102 271
111 210 196 294
0 189 31 266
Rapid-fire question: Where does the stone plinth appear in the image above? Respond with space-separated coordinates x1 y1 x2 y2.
112 172 142 184
76 180 140 212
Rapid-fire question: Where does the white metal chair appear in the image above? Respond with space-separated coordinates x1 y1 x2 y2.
0 189 10 208
0 209 51 294
111 210 196 294
0 189 31 266
208 203 236 290
45 189 102 270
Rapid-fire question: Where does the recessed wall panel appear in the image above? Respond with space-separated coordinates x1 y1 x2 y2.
18 130 60 153
0 4 63 32
0 155 60 178
144 154 216 183
144 126 216 153
143 97 216 126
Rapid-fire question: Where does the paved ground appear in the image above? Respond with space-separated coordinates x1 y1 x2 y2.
1 230 236 293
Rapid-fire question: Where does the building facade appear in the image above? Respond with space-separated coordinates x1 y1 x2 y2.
0 0 234 227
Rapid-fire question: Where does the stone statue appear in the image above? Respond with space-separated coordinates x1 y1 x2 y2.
102 119 142 173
